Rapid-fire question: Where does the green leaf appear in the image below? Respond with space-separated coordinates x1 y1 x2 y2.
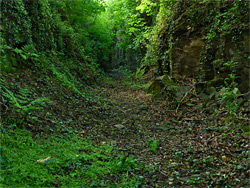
21 54 28 60
14 48 23 54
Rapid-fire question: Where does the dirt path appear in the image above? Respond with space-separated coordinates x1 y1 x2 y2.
82 80 249 187
2 69 249 187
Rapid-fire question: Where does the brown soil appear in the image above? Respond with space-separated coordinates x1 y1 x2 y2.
2 71 249 187
82 80 249 187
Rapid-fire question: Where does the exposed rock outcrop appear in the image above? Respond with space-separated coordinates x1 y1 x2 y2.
149 1 250 93
172 35 205 78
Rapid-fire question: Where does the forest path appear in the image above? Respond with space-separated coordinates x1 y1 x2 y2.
82 79 249 186
3 69 248 186
89 80 179 185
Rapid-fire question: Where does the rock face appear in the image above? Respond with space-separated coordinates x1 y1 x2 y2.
151 1 249 93
203 30 250 93
170 29 250 93
172 36 205 78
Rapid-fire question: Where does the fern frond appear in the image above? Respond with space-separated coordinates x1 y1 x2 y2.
29 97 49 106
16 86 33 105
24 97 49 115
23 106 43 116
0 77 6 84
1 86 22 109
1 84 49 117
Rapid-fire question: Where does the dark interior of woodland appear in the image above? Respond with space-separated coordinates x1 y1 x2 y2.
0 0 249 187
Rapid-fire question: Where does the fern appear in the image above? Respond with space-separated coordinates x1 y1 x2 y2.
25 98 49 115
1 83 49 118
1 85 22 109
49 64 82 95
13 45 39 61
17 87 31 104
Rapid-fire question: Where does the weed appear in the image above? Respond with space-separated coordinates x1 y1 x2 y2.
146 139 159 153
0 127 144 187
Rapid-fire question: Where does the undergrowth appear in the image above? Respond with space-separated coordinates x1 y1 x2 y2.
0 127 144 187
49 63 82 95
0 66 146 187
0 77 49 125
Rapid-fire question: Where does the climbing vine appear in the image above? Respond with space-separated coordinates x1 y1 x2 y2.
0 0 112 76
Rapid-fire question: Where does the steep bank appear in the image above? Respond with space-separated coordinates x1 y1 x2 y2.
142 0 249 93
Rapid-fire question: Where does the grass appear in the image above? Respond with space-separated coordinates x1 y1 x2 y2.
146 139 159 153
0 126 144 187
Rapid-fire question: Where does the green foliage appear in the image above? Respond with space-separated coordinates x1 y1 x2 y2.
0 127 144 187
213 60 242 116
1 0 113 79
105 0 158 70
216 75 241 115
136 65 146 79
106 0 140 47
0 42 13 73
146 139 159 153
13 45 40 64
203 0 248 41
58 0 113 67
0 78 49 120
140 0 175 69
118 66 133 77
49 64 82 95
1 0 32 47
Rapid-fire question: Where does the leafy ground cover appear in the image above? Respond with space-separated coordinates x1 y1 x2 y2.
90 77 249 187
1 128 143 187
1 70 249 187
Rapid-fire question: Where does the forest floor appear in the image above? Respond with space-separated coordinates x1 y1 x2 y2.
86 77 249 187
1 70 249 187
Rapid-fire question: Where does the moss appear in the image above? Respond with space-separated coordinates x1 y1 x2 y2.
146 80 164 95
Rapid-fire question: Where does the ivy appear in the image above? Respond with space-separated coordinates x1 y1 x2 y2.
1 0 113 76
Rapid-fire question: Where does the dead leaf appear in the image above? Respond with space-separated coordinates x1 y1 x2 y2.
37 157 51 163
78 131 85 134
114 124 126 129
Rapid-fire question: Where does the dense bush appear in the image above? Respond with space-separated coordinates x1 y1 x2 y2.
0 0 113 75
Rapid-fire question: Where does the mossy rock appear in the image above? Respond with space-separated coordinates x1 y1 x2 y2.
206 86 216 95
145 75 180 100
207 78 224 88
156 75 175 85
146 80 165 95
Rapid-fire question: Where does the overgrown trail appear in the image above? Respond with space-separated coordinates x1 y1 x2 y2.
82 79 249 187
1 70 249 187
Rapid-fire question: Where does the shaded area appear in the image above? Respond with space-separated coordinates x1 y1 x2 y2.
1 70 249 187
85 79 249 187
